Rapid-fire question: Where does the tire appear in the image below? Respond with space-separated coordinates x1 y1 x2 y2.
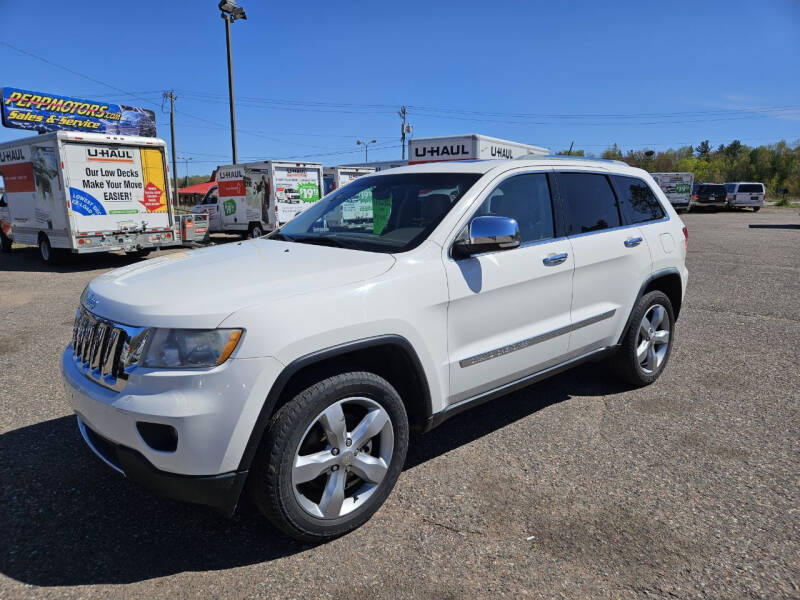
611 290 675 387
125 249 151 259
39 235 58 265
0 232 11 253
752 206 761 212
250 371 409 542
247 223 264 238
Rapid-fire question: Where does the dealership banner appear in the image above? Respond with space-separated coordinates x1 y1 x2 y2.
1 87 156 137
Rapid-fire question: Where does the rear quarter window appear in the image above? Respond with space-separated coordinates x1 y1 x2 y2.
739 184 764 193
612 176 665 224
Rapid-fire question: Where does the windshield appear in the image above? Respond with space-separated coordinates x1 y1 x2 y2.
273 172 482 253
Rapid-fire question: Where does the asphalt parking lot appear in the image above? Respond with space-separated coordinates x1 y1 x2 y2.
1 208 798 599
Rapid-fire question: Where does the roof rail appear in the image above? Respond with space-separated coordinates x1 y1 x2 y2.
516 154 628 166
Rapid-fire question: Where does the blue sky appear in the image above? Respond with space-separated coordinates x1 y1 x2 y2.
1 0 799 176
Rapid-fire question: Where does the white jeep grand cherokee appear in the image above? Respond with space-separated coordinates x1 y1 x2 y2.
62 157 688 541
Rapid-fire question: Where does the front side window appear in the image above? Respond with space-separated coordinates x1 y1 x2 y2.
276 172 482 253
470 173 555 244
558 172 621 235
612 176 665 224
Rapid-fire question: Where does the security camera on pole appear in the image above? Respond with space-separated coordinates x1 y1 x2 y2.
219 0 246 164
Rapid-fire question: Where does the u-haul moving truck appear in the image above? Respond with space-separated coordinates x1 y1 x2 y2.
0 131 179 262
408 134 550 164
651 172 694 212
202 160 323 237
323 166 375 195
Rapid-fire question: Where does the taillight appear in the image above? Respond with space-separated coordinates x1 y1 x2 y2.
693 194 699 200
682 226 688 249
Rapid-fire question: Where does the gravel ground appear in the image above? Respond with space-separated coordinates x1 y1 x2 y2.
1 208 798 599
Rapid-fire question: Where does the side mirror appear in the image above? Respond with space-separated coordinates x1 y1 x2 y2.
453 215 520 258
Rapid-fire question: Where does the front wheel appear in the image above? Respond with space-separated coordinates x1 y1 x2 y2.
611 290 675 387
251 372 409 542
0 232 11 252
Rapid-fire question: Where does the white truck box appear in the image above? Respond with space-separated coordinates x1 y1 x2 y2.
651 172 694 211
0 131 179 260
323 166 375 195
408 134 550 164
198 160 323 236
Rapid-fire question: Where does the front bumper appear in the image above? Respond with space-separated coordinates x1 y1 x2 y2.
62 346 284 509
77 415 247 515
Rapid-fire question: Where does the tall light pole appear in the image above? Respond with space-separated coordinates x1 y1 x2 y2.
357 139 377 163
178 156 194 187
219 0 247 164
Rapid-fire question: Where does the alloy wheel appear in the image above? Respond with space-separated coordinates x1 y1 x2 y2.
636 304 670 374
292 397 394 519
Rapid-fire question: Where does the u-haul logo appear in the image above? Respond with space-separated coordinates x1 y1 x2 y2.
413 144 471 159
86 147 134 162
0 147 28 163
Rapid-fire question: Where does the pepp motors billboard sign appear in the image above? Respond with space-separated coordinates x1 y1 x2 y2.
1 87 156 137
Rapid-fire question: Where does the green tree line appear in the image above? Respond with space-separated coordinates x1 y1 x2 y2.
593 139 800 197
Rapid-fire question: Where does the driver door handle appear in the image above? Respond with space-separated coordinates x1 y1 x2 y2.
543 252 568 266
624 236 643 248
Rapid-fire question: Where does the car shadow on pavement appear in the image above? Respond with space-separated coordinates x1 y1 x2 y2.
0 361 620 587
748 223 800 230
0 246 153 273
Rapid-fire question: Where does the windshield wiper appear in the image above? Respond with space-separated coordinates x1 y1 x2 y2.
268 231 295 242
292 235 359 250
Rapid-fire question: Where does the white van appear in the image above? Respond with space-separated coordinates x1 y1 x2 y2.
193 161 323 237
651 172 694 212
723 182 765 211
0 131 180 262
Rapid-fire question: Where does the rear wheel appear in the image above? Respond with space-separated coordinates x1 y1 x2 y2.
250 371 409 542
752 206 761 212
611 290 675 387
125 249 151 259
247 223 264 238
39 235 58 265
0 232 11 253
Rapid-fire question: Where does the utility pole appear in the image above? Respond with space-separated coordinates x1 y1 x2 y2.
399 106 407 160
164 91 178 209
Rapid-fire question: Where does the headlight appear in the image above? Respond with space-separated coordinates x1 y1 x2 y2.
141 328 243 368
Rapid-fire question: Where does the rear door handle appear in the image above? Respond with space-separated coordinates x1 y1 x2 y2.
543 252 568 266
624 236 643 248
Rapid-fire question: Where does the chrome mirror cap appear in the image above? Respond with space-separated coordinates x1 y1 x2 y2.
453 216 521 258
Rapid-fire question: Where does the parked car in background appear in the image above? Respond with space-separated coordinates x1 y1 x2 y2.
62 157 688 542
724 182 765 211
691 183 728 210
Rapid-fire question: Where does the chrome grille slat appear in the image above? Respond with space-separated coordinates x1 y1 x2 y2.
70 307 149 392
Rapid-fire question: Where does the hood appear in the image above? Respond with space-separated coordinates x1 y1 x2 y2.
85 239 396 328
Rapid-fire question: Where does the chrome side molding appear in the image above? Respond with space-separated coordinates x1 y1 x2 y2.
459 309 616 367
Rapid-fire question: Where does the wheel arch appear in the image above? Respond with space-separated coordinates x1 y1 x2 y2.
237 335 432 472
617 268 683 345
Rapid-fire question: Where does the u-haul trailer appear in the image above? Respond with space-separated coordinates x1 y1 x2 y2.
0 131 180 263
408 134 550 164
197 160 324 237
323 165 376 195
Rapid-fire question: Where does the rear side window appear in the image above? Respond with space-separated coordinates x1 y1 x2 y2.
739 184 764 193
612 176 665 224
557 172 621 235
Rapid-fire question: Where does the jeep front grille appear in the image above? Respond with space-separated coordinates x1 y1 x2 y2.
71 308 149 392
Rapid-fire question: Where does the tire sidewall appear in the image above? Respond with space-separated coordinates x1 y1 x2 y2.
628 291 675 384
39 237 52 263
260 372 409 540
